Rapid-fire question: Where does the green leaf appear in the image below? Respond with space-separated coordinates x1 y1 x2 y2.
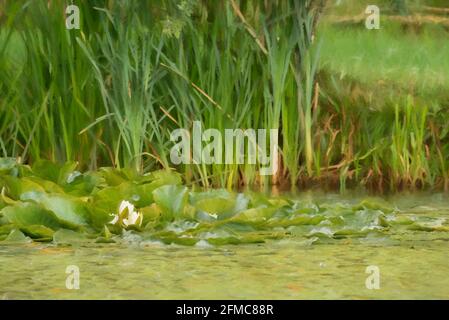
53 229 89 245
20 192 90 227
141 203 162 225
31 160 62 183
231 207 277 223
353 199 395 213
2 176 45 200
143 170 182 186
20 225 55 239
90 183 143 228
269 214 326 227
4 229 31 243
194 197 235 216
98 167 130 186
63 171 103 196
190 190 249 219
1 202 62 229
152 185 188 220
0 158 17 172
0 224 16 235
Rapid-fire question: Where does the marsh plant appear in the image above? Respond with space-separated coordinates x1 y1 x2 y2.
0 158 447 246
0 0 448 190
169 121 279 176
0 0 325 188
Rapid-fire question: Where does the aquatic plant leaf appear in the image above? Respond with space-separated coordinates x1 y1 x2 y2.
215 222 256 233
182 204 197 220
390 215 415 225
353 199 395 213
2 176 45 200
132 183 157 207
1 202 62 229
20 192 89 227
245 191 274 207
152 185 188 220
292 207 319 215
0 158 17 172
20 225 55 239
307 227 334 238
58 162 81 185
144 170 182 186
190 190 249 220
234 193 250 212
1 161 447 247
231 207 277 223
189 189 232 203
95 237 117 243
270 214 326 227
334 228 371 237
346 209 389 229
268 198 291 207
93 182 153 212
150 230 198 245
205 233 267 245
63 171 104 196
90 185 132 229
31 160 78 185
0 224 16 235
103 225 112 239
4 229 31 243
1 193 18 207
98 167 130 186
123 171 183 208
141 203 163 226
53 229 88 245
165 220 199 234
31 160 60 182
25 177 65 194
407 217 449 232
207 237 242 245
0 158 25 177
194 197 235 216
166 237 198 246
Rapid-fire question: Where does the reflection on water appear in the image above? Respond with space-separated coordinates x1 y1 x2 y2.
1 192 449 300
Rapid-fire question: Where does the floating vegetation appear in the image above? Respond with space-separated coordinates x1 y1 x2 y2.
1 158 448 246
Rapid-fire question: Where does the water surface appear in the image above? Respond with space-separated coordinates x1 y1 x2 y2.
1 192 448 299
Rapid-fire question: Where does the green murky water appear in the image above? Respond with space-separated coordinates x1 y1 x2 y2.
1 192 449 300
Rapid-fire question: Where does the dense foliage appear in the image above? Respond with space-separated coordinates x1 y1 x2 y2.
0 0 448 190
1 158 448 245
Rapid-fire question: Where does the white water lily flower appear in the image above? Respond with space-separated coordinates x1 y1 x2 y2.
109 213 119 225
109 200 143 228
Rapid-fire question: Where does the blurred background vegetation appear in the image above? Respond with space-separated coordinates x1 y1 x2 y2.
0 0 448 191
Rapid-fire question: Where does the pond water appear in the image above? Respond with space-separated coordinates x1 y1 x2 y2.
1 192 448 300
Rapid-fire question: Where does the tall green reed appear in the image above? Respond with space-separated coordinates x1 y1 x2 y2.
1 0 447 190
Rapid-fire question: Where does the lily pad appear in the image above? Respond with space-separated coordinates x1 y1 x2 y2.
152 185 188 220
20 192 90 228
20 225 55 239
53 229 89 245
2 176 45 200
4 229 31 243
1 202 63 230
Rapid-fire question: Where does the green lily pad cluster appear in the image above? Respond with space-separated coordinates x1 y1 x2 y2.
0 158 448 246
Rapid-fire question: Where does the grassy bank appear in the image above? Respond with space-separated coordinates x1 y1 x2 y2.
0 0 448 191
315 0 449 191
